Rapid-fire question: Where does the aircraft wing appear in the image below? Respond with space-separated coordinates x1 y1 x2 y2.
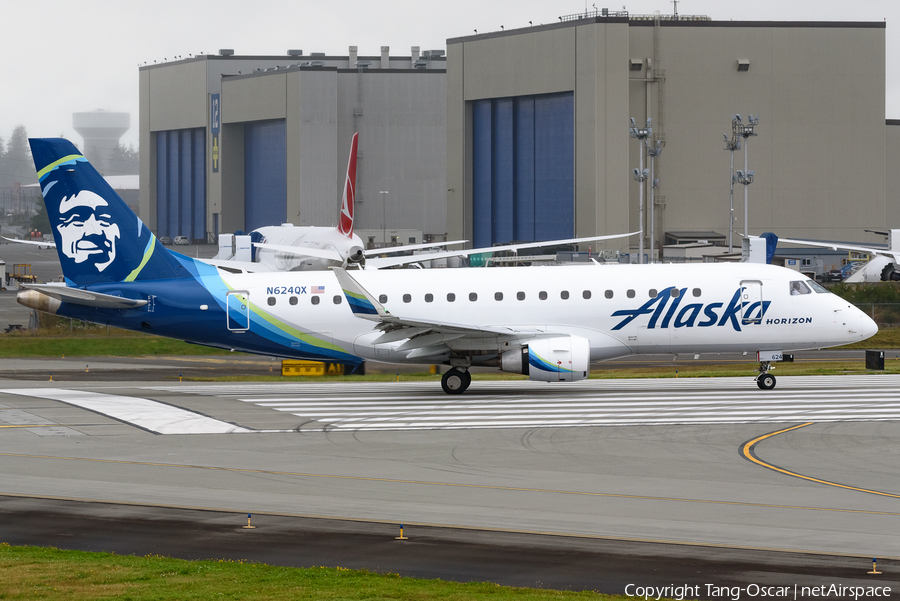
365 231 641 269
362 239 468 257
2 235 56 248
777 237 900 263
21 284 148 309
333 268 554 357
252 242 344 263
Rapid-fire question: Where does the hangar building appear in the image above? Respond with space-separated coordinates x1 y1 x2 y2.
139 48 446 243
140 11 895 254
447 11 891 254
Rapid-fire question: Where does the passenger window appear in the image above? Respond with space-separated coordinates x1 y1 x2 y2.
671 289 680 298
425 293 433 303
447 292 456 302
469 292 478 301
561 290 569 300
495 292 503 301
517 291 525 301
692 288 701 297
333 295 342 305
289 296 298 306
267 297 276 306
379 294 388 303
605 290 613 299
539 291 548 300
790 281 811 295
403 293 412 303
311 296 320 305
649 289 658 298
627 289 635 299
583 290 591 299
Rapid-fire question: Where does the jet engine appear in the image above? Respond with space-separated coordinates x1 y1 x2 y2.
500 335 590 382
346 246 366 266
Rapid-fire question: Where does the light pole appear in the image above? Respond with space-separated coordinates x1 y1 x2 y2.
733 114 758 237
629 118 652 264
379 190 388 247
647 140 663 262
723 130 740 253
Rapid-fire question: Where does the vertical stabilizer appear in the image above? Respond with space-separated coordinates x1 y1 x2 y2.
29 138 185 286
338 132 358 239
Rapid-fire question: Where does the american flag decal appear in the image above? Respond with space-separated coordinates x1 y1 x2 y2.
311 285 325 294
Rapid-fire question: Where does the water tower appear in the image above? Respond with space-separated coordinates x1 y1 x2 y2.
72 110 131 174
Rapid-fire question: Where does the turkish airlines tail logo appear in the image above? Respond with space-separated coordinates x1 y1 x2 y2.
338 132 358 238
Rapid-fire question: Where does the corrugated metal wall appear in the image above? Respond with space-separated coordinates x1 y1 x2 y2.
154 128 206 240
471 92 574 247
244 119 287 232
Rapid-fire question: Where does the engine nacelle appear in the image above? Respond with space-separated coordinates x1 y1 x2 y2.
500 335 590 382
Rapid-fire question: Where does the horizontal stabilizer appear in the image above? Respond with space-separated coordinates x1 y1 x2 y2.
21 284 148 309
253 242 344 263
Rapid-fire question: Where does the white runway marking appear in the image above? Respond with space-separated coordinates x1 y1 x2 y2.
144 375 900 431
0 388 250 435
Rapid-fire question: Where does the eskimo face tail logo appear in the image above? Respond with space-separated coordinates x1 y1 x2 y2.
56 190 120 272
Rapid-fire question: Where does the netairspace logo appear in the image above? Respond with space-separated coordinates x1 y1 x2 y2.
624 583 892 601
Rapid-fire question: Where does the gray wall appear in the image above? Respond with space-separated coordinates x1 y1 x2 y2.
140 52 446 239
447 18 888 251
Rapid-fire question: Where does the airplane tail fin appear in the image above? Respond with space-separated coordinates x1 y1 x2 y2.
337 132 358 239
29 138 186 286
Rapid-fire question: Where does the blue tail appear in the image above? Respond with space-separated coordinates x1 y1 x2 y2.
29 138 186 286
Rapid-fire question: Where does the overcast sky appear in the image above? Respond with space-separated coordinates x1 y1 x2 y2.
3 0 899 150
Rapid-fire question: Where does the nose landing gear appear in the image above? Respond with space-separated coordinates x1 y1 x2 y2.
756 361 776 390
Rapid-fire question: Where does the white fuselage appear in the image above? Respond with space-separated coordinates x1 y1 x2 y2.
217 262 876 365
254 225 365 271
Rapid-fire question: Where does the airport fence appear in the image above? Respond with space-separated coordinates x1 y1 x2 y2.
853 304 900 326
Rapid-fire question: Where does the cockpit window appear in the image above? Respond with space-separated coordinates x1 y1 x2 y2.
789 281 811 295
806 279 829 293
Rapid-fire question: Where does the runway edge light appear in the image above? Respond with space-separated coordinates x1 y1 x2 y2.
243 513 256 529
869 558 881 575
395 523 408 540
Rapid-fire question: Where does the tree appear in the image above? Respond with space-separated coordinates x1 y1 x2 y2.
30 200 50 233
3 125 34 188
107 142 139 175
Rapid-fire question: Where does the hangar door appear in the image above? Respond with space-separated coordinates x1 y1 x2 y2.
244 119 287 232
155 128 206 241
471 92 574 248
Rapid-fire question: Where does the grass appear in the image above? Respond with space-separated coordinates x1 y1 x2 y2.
0 543 617 601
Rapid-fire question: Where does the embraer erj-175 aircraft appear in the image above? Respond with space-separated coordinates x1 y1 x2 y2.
19 139 878 394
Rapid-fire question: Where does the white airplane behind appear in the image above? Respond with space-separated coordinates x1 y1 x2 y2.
778 230 900 283
18 138 879 396
1 235 55 249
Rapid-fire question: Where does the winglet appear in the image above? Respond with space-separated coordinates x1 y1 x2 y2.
332 267 393 321
338 133 358 239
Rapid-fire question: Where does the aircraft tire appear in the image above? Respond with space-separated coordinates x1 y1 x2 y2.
756 373 776 390
441 368 470 394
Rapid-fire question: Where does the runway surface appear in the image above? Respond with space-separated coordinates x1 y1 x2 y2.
1 373 899 593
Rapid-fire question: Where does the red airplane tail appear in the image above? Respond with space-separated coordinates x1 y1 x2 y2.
338 132 358 238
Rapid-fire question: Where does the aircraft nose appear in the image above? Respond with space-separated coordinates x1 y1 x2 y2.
860 311 879 341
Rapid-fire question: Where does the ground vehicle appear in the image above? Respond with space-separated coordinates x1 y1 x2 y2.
823 269 843 282
159 236 173 246
6 264 36 286
174 236 189 245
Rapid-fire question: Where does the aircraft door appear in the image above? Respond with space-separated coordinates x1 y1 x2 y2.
740 280 763 325
226 290 251 332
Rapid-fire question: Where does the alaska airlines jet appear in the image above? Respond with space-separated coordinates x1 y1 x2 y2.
18 139 878 394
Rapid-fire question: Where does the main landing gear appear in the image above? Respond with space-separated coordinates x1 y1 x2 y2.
441 367 471 395
756 361 776 390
